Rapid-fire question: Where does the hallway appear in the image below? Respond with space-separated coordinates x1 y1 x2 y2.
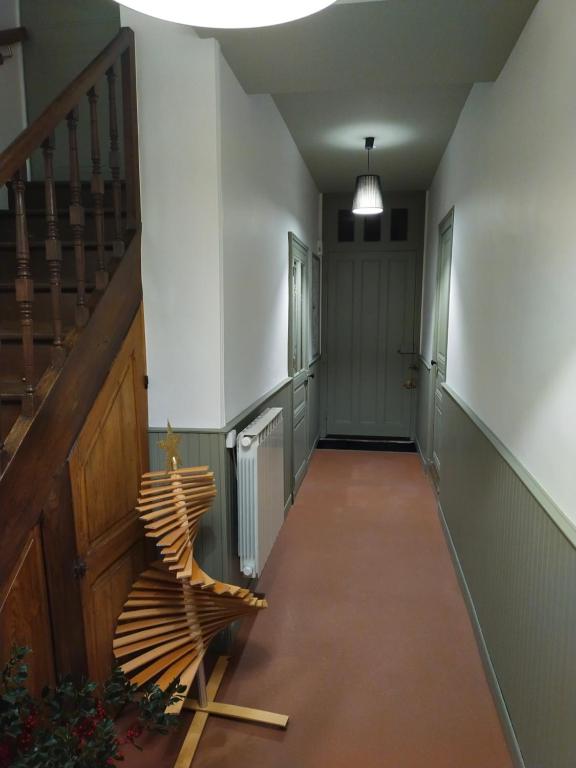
134 451 514 768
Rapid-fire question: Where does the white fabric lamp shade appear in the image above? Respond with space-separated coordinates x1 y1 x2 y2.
114 0 338 28
352 174 384 215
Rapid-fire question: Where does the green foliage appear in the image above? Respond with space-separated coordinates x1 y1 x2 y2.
0 648 183 768
138 679 187 736
102 667 138 716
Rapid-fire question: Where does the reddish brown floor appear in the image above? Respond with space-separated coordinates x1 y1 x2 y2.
124 451 513 768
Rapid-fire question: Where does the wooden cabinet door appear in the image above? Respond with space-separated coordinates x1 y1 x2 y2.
0 526 55 695
69 306 149 683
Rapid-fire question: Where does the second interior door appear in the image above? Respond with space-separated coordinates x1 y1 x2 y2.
326 250 417 437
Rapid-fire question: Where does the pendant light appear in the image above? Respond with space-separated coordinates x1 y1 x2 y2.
352 137 384 216
114 0 338 29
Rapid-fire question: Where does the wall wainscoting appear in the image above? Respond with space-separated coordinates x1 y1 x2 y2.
148 378 293 587
440 386 576 768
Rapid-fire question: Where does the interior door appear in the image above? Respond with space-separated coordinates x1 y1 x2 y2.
431 211 454 483
69 306 149 683
326 250 416 437
289 234 310 493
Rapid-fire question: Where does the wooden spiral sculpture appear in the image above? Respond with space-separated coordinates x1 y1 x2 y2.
113 464 267 714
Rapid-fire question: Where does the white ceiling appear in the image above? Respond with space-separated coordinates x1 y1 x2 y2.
197 0 538 192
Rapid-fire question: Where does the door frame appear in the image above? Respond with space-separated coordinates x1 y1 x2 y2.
323 248 418 438
430 208 454 486
288 232 309 378
288 232 312 495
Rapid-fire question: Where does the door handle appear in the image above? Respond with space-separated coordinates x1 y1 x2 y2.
431 359 437 366
308 373 315 380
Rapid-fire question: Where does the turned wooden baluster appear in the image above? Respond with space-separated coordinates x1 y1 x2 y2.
12 168 35 415
106 65 124 259
88 85 108 290
67 107 89 327
42 133 65 367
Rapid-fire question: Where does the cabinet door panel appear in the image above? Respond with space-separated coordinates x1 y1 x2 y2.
0 527 55 694
69 306 148 682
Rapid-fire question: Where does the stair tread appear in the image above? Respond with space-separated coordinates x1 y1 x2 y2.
0 321 58 341
0 207 123 217
0 281 96 292
0 379 25 398
0 239 111 249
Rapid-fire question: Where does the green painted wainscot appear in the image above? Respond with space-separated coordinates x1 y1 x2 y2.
149 379 293 588
422 381 576 768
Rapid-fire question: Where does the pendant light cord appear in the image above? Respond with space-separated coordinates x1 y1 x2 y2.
364 136 375 173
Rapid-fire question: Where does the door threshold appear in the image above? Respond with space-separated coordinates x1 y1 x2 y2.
317 437 417 453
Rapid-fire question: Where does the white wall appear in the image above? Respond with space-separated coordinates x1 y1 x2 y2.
219 56 319 423
421 0 576 522
123 9 319 429
121 8 224 429
0 0 27 208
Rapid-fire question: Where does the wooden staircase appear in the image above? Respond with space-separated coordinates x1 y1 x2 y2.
0 181 126 466
0 28 147 688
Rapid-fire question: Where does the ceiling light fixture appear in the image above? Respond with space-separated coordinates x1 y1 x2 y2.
352 137 384 216
114 0 338 29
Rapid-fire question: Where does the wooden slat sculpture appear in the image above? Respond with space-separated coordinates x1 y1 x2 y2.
114 428 288 767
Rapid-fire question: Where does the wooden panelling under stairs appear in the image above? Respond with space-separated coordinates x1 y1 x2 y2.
0 28 146 689
69 307 148 683
0 527 55 696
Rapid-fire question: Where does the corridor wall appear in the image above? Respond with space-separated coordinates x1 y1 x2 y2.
418 2 576 765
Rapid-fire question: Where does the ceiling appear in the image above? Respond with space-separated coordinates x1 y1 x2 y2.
197 0 538 192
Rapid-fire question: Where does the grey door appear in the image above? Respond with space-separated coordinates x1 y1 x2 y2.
326 250 417 437
431 211 454 484
289 234 310 493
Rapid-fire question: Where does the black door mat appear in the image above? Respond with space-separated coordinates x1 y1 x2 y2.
317 437 417 453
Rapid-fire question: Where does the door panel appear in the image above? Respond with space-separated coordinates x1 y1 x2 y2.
86 540 147 684
293 384 308 492
431 213 454 482
327 257 355 426
69 305 148 682
326 251 416 437
358 259 381 424
0 527 55 694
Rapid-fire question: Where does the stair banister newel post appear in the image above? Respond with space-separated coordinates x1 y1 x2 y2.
88 86 109 290
106 65 125 259
67 107 89 328
12 167 35 416
42 133 65 366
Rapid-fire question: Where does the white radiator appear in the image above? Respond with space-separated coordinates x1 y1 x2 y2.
237 407 284 579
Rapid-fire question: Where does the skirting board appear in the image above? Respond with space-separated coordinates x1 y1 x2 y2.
437 500 525 768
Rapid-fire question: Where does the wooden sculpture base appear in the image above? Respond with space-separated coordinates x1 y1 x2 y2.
174 656 289 768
